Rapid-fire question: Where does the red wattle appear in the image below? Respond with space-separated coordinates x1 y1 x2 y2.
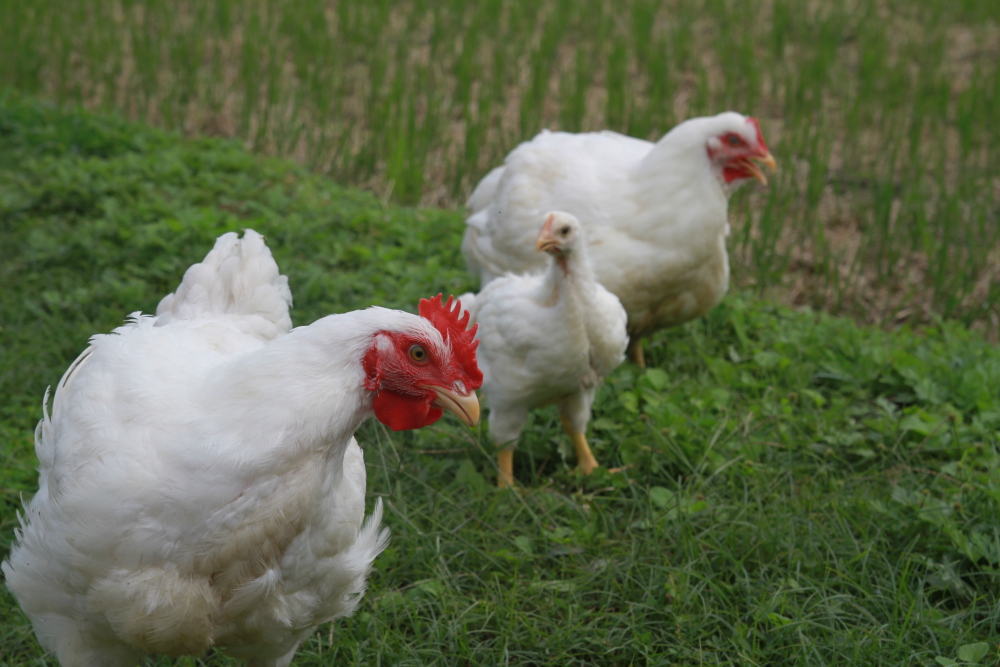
723 165 749 183
373 390 443 431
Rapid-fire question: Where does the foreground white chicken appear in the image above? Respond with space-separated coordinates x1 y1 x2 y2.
462 212 628 486
463 112 776 366
3 230 482 666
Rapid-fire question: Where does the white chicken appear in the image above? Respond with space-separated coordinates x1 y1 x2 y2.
3 230 482 666
462 212 628 487
463 112 776 366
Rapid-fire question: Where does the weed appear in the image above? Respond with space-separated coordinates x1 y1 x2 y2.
1 97 998 666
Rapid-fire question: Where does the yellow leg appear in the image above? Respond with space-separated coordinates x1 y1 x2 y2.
497 448 516 488
571 431 599 475
628 339 646 368
561 416 599 475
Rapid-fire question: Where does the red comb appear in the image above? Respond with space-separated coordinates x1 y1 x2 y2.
747 117 768 152
418 294 483 389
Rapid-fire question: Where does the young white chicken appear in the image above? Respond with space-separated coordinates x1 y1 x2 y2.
462 212 628 487
463 111 776 366
3 230 482 666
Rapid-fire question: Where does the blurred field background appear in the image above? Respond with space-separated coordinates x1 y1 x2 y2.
1 0 998 331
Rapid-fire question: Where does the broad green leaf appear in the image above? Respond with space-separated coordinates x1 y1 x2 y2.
644 368 669 391
649 486 673 509
957 643 990 663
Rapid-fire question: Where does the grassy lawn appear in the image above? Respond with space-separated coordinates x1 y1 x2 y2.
0 0 998 329
1 95 998 665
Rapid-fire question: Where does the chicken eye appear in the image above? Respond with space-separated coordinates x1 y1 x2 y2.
560 226 571 236
409 344 428 362
726 134 742 146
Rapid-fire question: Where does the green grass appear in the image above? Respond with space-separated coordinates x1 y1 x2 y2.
2 96 999 666
0 0 998 330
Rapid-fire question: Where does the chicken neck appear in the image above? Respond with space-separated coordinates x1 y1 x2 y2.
201 313 382 475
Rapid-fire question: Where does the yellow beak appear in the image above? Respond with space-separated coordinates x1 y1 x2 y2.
422 385 481 427
535 213 561 253
743 152 778 186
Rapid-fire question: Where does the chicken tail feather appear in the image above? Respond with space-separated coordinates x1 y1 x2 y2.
155 229 293 341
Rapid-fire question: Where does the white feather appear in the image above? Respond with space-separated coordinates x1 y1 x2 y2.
464 112 764 339
1 230 461 665
467 212 628 446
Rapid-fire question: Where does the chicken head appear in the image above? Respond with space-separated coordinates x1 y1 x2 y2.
706 116 777 186
363 294 483 431
535 211 583 256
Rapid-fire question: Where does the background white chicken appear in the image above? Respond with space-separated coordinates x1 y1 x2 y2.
463 112 776 366
462 212 628 486
2 230 482 666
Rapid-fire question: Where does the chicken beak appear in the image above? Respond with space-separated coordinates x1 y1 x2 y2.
535 213 560 253
422 384 481 427
759 152 778 173
744 152 778 186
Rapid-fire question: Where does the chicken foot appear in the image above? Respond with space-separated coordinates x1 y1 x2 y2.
627 338 646 368
560 415 599 475
497 448 517 488
496 424 605 486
